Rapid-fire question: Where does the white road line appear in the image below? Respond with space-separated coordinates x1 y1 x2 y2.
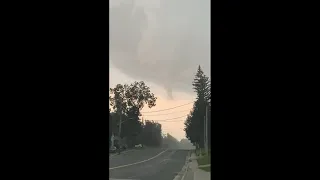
159 159 170 163
109 149 168 170
125 150 174 179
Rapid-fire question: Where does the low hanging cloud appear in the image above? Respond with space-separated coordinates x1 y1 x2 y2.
109 0 210 99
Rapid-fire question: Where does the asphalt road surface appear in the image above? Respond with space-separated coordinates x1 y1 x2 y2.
109 148 190 180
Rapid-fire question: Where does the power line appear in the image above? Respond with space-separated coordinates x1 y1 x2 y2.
144 115 187 122
113 105 192 123
116 115 186 125
142 109 191 116
161 120 184 122
122 113 189 122
141 102 193 113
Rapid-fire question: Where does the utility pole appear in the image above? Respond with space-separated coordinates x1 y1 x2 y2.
111 133 114 147
118 105 122 138
204 115 207 155
118 114 122 138
205 105 209 155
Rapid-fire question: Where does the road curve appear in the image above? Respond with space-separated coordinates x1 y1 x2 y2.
109 149 189 180
109 147 167 168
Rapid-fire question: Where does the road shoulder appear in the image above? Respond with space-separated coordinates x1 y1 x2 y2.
187 152 211 180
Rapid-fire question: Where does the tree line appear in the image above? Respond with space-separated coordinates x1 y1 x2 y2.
109 81 164 148
184 65 211 149
162 133 180 149
109 65 210 149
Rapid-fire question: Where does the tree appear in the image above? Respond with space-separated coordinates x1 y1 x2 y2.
141 120 163 147
184 112 197 144
180 138 195 149
109 81 157 115
109 110 112 147
121 106 143 147
184 65 210 148
192 65 210 104
162 133 179 148
185 102 203 147
109 81 157 146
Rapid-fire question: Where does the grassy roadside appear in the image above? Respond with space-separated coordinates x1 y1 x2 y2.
196 148 211 172
195 148 211 156
199 166 211 172
197 153 211 165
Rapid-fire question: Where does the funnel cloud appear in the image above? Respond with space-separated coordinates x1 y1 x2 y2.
110 0 210 99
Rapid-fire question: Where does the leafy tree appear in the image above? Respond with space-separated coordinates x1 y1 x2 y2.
121 106 143 147
162 133 179 148
141 120 162 147
109 81 157 146
109 81 157 115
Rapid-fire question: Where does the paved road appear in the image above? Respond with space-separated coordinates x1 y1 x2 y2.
109 148 167 167
109 148 190 180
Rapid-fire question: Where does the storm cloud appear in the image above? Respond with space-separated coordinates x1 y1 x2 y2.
109 0 210 98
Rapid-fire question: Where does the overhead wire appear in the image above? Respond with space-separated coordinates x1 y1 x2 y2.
151 115 187 121
141 109 191 116
140 102 193 113
112 101 195 125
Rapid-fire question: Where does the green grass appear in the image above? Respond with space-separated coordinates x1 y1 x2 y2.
199 166 211 172
195 148 211 172
197 154 211 165
195 148 211 156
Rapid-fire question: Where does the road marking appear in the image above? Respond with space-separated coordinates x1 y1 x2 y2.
109 149 168 170
158 150 176 164
159 158 170 164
